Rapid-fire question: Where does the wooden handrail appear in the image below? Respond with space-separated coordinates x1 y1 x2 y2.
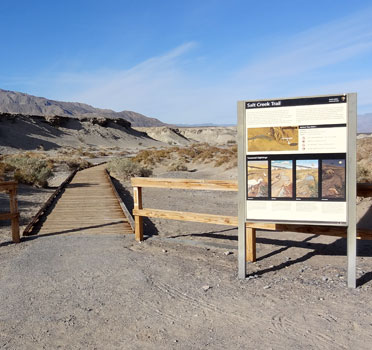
131 177 372 263
0 181 20 243
132 178 372 196
131 177 238 191
131 177 240 242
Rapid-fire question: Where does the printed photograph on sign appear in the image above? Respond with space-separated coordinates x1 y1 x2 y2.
247 160 269 197
247 126 299 152
296 160 319 198
321 159 346 198
271 160 293 197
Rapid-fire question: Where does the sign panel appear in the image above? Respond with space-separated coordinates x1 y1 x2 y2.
245 95 348 225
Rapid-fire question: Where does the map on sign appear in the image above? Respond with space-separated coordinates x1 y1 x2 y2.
245 95 348 224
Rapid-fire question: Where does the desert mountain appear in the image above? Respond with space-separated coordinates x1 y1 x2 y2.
0 88 166 127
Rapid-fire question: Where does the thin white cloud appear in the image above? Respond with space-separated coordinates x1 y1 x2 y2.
9 7 372 124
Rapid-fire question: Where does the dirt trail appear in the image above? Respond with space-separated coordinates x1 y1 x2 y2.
1 231 372 349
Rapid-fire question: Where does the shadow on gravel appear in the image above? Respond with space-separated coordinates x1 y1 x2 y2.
110 177 158 239
170 227 238 241
170 228 372 287
249 234 372 287
23 221 126 241
0 240 15 248
357 271 372 286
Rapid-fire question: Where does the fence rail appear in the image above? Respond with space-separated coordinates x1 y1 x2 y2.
131 177 372 261
0 181 20 243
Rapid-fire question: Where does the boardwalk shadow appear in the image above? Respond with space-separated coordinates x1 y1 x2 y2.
67 183 97 188
23 221 127 241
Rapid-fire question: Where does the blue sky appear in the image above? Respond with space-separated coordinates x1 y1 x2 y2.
1 0 372 124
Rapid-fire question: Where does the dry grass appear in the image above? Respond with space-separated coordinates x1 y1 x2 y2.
107 158 152 180
0 153 53 187
357 138 372 183
0 151 91 187
133 143 237 170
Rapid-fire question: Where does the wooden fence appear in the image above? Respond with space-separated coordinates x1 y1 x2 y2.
132 177 372 262
0 181 20 243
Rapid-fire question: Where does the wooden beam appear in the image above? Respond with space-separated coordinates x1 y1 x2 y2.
131 178 372 195
133 208 238 226
0 212 18 220
9 188 20 243
131 177 238 191
133 186 143 241
357 183 372 197
0 181 17 192
246 228 256 262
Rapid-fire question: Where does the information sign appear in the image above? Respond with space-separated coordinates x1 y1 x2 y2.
244 95 350 225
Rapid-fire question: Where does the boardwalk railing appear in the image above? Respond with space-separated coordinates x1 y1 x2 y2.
132 178 372 262
0 181 20 243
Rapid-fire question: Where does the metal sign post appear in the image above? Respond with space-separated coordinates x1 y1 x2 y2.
237 93 357 287
347 93 357 288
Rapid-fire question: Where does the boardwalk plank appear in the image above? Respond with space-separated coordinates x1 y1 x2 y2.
39 164 133 236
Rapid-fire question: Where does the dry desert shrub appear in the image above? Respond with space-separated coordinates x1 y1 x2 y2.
1 154 53 187
0 151 91 186
132 143 237 170
107 158 152 180
167 161 188 172
357 138 372 183
357 159 372 183
62 157 91 170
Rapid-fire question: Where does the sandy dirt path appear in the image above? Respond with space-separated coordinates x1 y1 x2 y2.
1 228 372 349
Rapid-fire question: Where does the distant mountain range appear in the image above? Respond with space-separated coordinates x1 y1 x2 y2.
1 88 371 131
0 89 166 127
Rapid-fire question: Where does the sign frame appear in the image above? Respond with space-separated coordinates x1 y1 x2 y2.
237 93 357 288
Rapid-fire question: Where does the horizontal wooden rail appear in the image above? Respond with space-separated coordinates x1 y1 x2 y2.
0 213 19 220
133 208 279 230
0 181 20 243
0 181 18 191
131 177 239 241
132 178 372 196
131 177 238 191
133 208 237 226
356 183 372 197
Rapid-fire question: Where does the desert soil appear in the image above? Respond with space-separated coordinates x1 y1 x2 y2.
1 164 372 349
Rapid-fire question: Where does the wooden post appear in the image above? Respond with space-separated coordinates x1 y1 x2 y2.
9 188 20 243
246 227 256 262
133 186 143 241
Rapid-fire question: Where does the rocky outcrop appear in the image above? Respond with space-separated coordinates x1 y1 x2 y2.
0 112 162 152
0 112 132 129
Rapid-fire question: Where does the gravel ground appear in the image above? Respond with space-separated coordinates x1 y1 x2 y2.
0 168 372 349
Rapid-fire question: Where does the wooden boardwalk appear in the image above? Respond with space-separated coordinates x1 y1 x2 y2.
39 164 133 236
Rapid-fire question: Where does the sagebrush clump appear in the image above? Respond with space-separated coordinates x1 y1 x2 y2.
1 154 53 187
132 143 237 169
107 158 152 179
